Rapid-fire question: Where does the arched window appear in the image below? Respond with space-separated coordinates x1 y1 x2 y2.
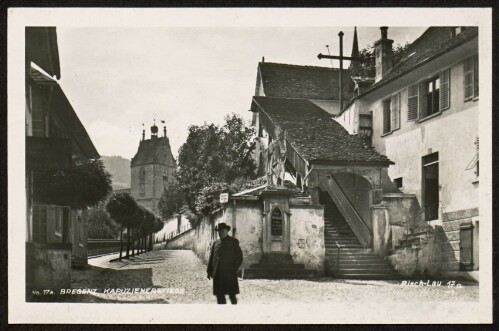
271 207 283 236
139 167 146 197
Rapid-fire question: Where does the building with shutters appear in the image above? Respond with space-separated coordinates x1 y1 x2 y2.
338 27 479 280
25 27 100 292
130 122 177 215
243 26 480 281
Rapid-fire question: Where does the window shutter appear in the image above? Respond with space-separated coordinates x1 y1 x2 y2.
464 58 474 100
407 84 419 121
391 93 400 130
440 69 450 111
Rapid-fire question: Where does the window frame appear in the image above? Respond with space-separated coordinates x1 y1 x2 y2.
54 207 63 237
382 98 392 135
421 75 441 119
408 68 451 123
464 54 479 101
381 93 401 136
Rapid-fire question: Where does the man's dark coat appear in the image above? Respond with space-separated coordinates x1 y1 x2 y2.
207 236 243 295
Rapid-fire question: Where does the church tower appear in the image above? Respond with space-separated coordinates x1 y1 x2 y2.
349 26 360 72
130 121 176 214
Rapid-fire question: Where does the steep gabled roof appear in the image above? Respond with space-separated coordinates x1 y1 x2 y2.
365 27 478 94
258 62 354 100
50 84 100 159
131 137 176 167
26 27 61 79
252 96 392 165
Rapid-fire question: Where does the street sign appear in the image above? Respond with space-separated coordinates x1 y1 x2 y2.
220 193 229 204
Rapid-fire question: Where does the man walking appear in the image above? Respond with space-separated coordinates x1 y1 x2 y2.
207 223 243 304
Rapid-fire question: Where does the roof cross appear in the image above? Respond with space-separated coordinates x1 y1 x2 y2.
317 29 361 111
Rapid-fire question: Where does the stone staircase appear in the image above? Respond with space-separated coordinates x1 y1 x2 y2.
243 253 317 279
320 191 400 280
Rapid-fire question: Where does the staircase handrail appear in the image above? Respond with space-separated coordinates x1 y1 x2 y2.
321 175 372 248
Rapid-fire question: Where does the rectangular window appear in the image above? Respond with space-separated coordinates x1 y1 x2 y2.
33 206 69 242
33 206 48 243
55 208 63 236
464 55 479 100
382 99 391 134
422 76 440 118
409 69 450 122
391 93 401 131
394 177 403 188
31 87 45 137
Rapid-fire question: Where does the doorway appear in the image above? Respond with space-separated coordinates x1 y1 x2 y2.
423 152 439 221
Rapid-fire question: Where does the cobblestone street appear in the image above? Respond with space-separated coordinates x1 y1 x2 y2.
65 249 478 304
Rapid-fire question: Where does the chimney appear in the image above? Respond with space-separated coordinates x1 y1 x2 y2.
142 129 145 141
163 126 167 137
374 26 393 82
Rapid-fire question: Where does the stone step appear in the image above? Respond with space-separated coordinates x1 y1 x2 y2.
327 254 387 261
326 232 356 237
332 258 389 264
242 268 317 279
325 249 377 254
325 230 356 235
327 254 386 259
325 239 360 244
325 224 352 229
325 244 363 249
249 263 305 270
334 260 387 268
334 267 396 275
259 254 294 264
332 273 401 280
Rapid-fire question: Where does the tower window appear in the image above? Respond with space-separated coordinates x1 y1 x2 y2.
139 168 146 197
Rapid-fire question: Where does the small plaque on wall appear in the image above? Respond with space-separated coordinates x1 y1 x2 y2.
271 208 283 236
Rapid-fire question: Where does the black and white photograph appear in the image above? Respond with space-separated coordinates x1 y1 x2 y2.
7 7 492 324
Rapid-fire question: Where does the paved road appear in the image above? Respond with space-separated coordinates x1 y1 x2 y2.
65 249 478 304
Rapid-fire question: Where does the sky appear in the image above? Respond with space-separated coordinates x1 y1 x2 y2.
56 26 426 160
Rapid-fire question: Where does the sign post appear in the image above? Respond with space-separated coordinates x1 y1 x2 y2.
219 193 229 204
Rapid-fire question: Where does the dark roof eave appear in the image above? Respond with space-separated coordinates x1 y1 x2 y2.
359 33 478 99
309 159 394 167
336 97 358 117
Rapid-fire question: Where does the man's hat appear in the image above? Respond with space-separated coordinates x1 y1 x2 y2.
215 223 231 231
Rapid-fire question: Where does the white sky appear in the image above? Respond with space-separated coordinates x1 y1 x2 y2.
56 26 426 160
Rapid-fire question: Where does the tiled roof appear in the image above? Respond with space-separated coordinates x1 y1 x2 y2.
253 96 392 164
259 62 354 100
365 27 478 93
131 137 176 167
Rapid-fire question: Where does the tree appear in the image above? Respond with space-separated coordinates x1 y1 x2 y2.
151 218 164 250
106 193 142 260
351 42 411 78
174 113 257 215
36 158 112 210
87 203 121 239
158 179 185 220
